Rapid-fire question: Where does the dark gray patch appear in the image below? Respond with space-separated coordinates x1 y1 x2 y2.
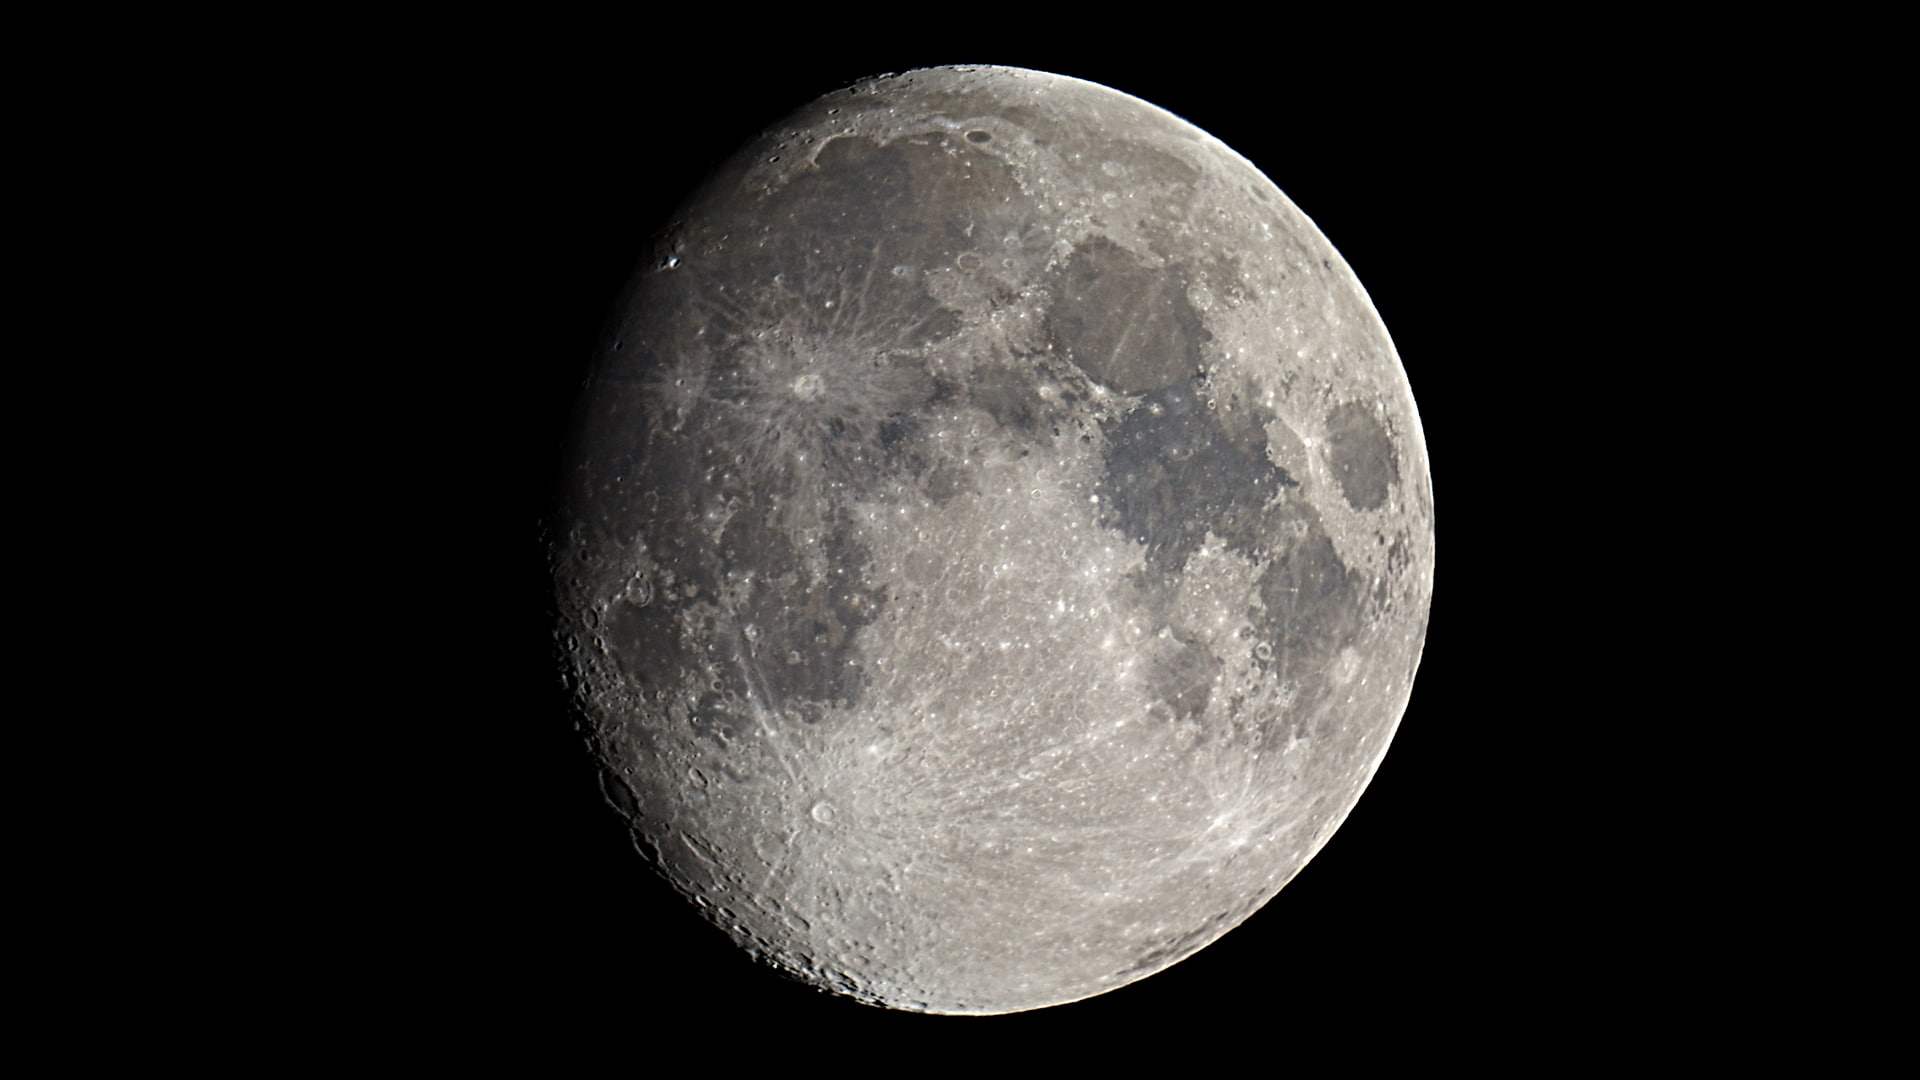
746 132 1031 293
869 383 956 491
876 412 919 455
566 358 681 551
722 514 880 724
1256 515 1363 678
923 461 977 503
1047 238 1206 394
970 363 1059 440
783 134 916 224
1323 401 1398 511
604 586 690 702
1096 381 1295 581
1146 634 1221 722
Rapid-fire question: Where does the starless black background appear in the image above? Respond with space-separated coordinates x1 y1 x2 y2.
379 39 1650 1051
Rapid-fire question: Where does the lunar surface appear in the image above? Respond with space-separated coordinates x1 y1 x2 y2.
553 66 1434 1014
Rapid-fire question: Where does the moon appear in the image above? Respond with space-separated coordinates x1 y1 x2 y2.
553 65 1434 1015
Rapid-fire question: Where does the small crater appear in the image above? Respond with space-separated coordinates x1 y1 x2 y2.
791 372 826 401
966 130 992 143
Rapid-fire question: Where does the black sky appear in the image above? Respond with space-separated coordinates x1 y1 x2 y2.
385 41 1629 1051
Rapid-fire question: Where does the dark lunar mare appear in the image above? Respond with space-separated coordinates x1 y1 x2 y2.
555 65 1434 1017
1096 377 1295 580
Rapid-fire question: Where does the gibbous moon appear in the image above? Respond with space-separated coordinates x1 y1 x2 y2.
554 65 1434 1014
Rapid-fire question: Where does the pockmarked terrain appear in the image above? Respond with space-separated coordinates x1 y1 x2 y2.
554 66 1434 1015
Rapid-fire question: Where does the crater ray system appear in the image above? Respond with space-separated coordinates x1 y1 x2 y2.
554 65 1434 1015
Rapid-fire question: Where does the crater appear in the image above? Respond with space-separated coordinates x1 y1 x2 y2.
1323 400 1398 511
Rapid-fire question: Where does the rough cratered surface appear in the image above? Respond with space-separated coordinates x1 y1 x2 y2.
555 66 1434 1015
